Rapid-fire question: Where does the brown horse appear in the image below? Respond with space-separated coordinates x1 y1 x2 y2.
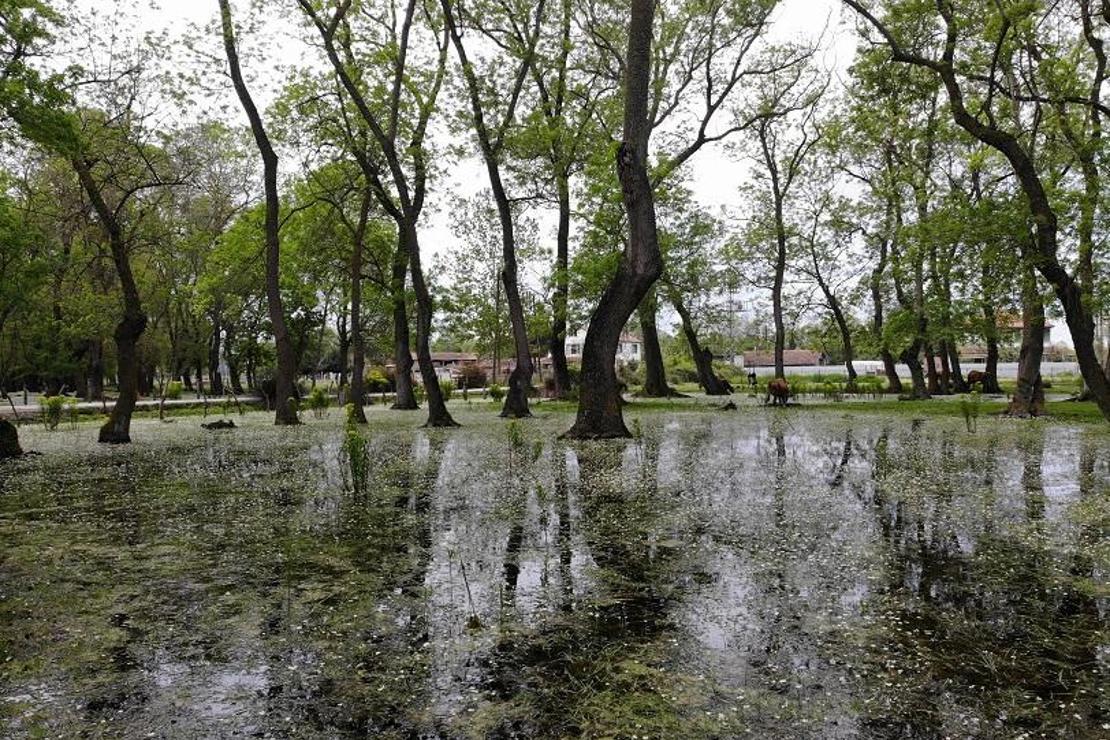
767 378 790 406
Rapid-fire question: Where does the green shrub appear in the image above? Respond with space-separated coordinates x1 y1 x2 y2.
489 383 505 402
307 386 329 418
439 379 455 401
365 366 393 394
39 396 69 431
165 380 183 400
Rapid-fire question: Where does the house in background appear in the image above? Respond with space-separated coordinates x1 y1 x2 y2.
563 331 643 364
387 352 479 383
741 349 825 368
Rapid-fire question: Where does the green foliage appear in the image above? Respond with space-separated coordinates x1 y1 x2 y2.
439 379 455 402
38 395 73 431
307 386 329 419
164 381 183 400
488 383 505 402
960 391 982 433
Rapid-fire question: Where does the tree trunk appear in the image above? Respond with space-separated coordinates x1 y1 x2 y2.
390 229 418 410
549 174 573 398
0 418 21 460
402 222 457 427
871 234 902 393
208 314 224 396
936 340 952 394
441 0 535 418
86 339 104 401
72 159 147 444
100 313 146 443
220 0 299 426
349 193 370 424
336 305 349 390
946 340 968 392
925 343 940 395
638 288 677 397
814 263 857 386
901 339 930 399
671 290 730 395
772 220 787 380
565 0 662 439
1008 262 1046 417
983 333 1002 394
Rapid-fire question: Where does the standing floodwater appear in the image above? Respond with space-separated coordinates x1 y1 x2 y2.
1 409 1107 738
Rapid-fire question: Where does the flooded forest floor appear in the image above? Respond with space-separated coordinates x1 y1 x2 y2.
1 402 1108 738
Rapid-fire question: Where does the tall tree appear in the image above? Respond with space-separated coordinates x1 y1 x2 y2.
297 0 457 427
440 0 544 417
218 0 299 425
565 0 661 439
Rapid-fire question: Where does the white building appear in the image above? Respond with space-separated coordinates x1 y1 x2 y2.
564 332 643 363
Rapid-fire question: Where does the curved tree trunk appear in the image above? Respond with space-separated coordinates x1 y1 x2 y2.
403 223 457 427
565 0 662 439
220 0 299 426
671 290 730 395
349 192 371 424
901 339 930 399
390 230 418 410
549 174 573 399
72 159 147 444
440 0 537 418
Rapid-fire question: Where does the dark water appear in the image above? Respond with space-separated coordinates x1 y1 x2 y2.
1 408 1107 738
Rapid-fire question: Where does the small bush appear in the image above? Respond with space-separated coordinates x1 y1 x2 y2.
456 364 487 389
365 366 393 393
165 380 183 400
39 396 68 431
307 386 329 418
489 383 505 402
439 379 455 401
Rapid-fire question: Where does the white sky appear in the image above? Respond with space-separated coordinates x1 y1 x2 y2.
73 0 892 335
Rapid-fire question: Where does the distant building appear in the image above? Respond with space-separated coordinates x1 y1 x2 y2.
741 349 824 368
387 352 478 382
563 331 643 364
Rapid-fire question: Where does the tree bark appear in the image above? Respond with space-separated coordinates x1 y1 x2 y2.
389 232 417 410
208 311 224 396
403 222 457 427
565 0 662 439
670 289 730 395
220 0 299 426
870 230 902 393
349 191 371 424
638 288 678 397
72 159 146 444
336 305 349 389
441 0 538 418
549 174 573 398
1008 261 1046 417
86 339 104 401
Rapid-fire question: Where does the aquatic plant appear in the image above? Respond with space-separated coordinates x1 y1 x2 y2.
960 391 982 433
